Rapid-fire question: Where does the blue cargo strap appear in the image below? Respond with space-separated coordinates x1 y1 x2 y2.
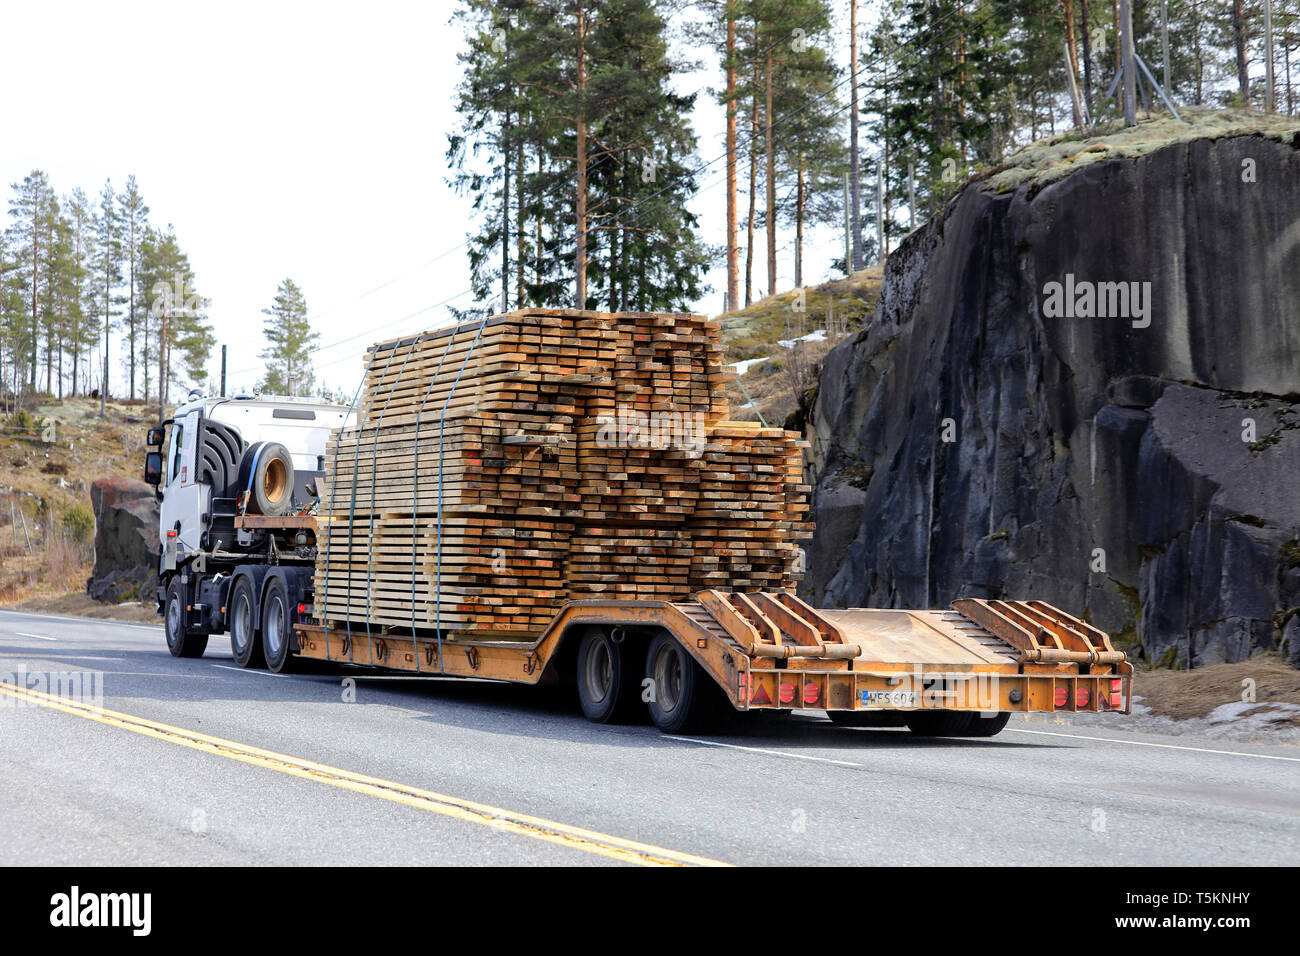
320 347 378 664
409 324 464 674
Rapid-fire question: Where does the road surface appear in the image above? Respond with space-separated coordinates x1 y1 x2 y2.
2 608 1297 866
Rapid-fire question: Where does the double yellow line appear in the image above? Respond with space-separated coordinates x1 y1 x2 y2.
0 680 730 867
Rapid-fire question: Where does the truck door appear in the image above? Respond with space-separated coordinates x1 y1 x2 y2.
159 408 208 563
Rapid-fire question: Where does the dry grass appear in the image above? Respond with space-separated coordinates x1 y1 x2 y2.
979 107 1300 196
1133 654 1300 722
718 264 884 428
0 396 148 606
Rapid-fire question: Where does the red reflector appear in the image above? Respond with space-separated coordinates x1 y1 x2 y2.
779 683 796 704
751 682 772 706
1076 688 1091 707
803 683 820 705
167 530 178 537
1054 687 1068 707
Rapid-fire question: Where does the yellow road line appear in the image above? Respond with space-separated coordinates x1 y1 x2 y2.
0 680 730 867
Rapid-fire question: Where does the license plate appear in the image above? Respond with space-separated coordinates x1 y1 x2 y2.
861 689 917 708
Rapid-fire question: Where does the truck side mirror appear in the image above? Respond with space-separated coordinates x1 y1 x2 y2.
144 450 164 486
147 426 165 447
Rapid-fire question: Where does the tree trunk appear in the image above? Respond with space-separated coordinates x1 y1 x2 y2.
1081 0 1094 113
128 222 136 400
502 108 511 314
574 0 588 309
745 20 759 308
725 2 739 313
1233 0 1250 104
516 141 526 308
30 227 39 392
795 155 804 288
765 37 776 297
849 0 862 272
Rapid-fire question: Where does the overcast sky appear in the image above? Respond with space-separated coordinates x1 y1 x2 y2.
3 0 853 399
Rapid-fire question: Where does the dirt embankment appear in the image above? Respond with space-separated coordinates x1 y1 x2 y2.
1 396 156 608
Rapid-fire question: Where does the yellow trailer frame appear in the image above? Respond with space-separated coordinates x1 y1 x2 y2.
294 590 1132 718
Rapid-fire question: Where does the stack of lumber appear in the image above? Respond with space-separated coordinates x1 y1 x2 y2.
314 309 810 637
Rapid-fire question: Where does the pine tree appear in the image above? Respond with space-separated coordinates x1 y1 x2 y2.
117 175 150 400
5 171 60 393
93 180 124 416
259 279 319 397
140 225 213 405
64 188 97 396
449 0 710 312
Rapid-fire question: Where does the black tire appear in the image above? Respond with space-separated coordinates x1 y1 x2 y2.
964 711 1012 737
905 711 975 736
644 632 724 735
238 441 295 516
575 627 643 724
164 576 208 658
261 578 299 673
229 577 265 668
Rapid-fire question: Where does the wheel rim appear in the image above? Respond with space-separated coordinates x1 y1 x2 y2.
263 458 287 505
653 643 683 714
167 595 182 646
233 594 252 653
264 596 284 659
584 635 613 704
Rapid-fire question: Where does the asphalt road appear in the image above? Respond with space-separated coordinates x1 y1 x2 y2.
2 608 1298 866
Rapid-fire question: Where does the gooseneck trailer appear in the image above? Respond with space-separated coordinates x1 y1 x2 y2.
144 310 1131 737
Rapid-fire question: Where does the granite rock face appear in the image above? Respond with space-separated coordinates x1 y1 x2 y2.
805 132 1300 668
88 477 159 604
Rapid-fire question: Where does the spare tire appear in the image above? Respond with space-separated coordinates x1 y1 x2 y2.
237 441 295 515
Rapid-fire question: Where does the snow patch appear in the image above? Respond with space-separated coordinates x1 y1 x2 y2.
778 328 827 349
730 356 770 376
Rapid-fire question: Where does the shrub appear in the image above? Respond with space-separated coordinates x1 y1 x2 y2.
62 505 95 545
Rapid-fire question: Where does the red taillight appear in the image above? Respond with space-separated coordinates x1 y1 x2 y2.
803 683 820 705
779 682 796 704
297 603 307 616
1054 687 1068 708
167 530 178 538
1076 688 1091 708
1110 678 1122 708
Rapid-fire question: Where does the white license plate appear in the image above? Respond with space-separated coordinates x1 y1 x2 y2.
862 690 917 708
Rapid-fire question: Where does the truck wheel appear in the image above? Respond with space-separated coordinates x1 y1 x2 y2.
644 633 723 735
904 711 974 737
164 577 208 659
261 578 298 673
229 578 265 668
575 627 642 724
964 712 1012 737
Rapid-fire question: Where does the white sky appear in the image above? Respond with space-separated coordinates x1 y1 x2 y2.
3 0 856 400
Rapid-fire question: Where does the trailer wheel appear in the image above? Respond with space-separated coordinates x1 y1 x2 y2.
904 711 974 736
164 577 207 659
229 578 265 668
963 712 1011 737
261 578 299 673
644 633 723 735
828 711 876 727
575 627 642 724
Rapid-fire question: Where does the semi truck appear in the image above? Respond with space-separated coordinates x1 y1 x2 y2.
145 340 1132 739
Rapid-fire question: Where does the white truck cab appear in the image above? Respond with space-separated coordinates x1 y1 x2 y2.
158 395 351 558
144 392 353 665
